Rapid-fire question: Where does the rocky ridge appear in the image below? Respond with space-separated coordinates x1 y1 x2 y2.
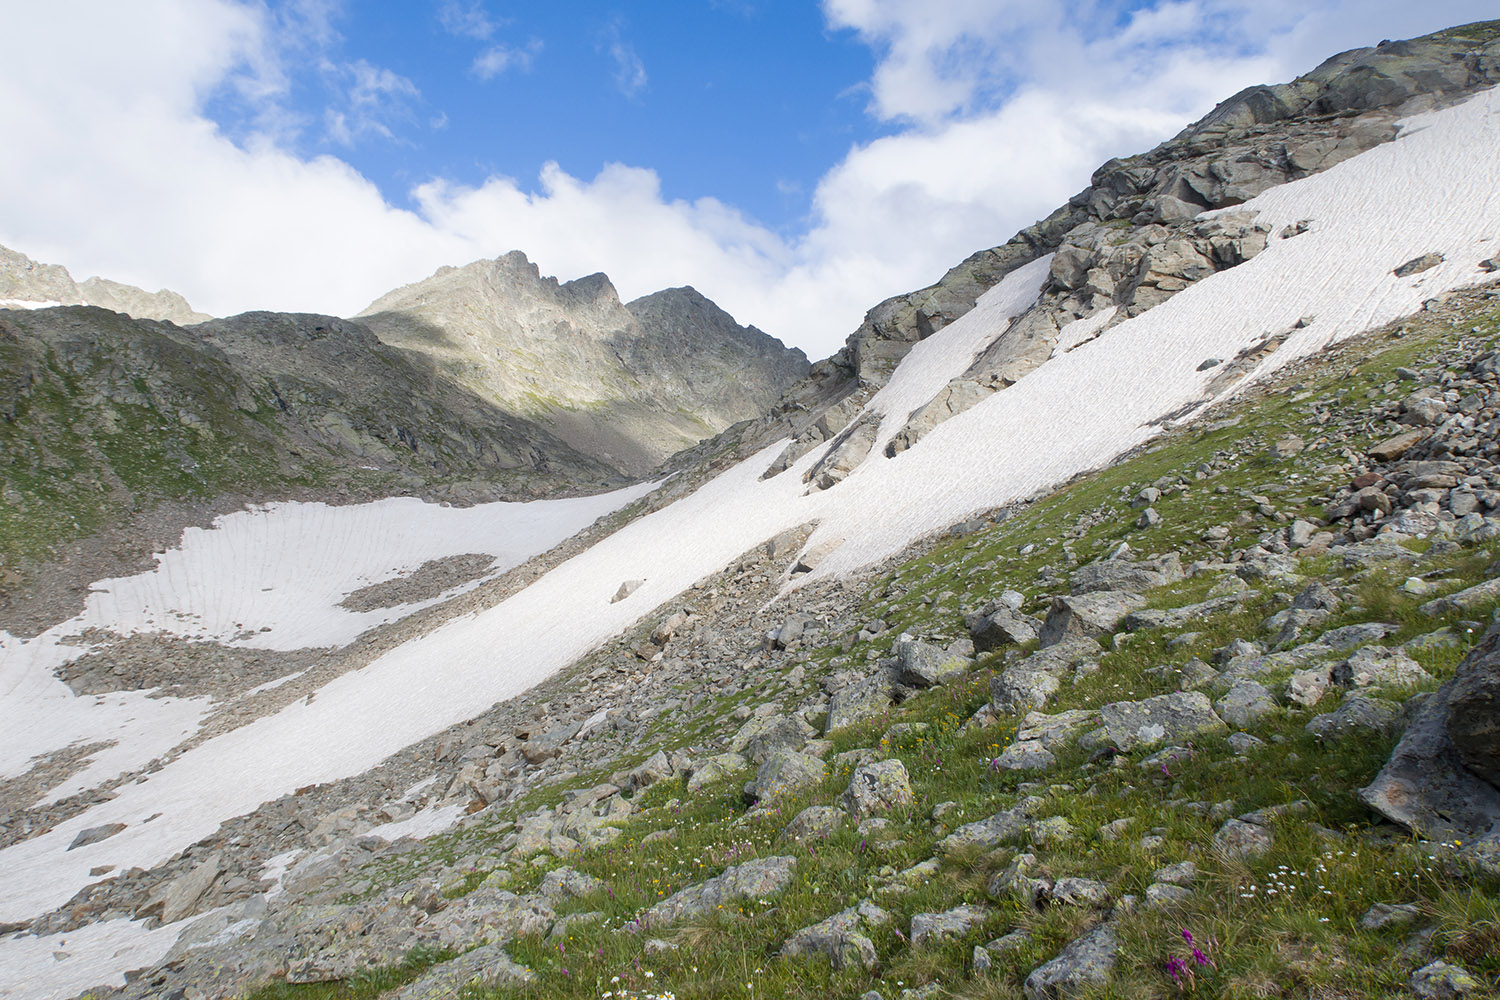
0 243 210 325
356 251 810 476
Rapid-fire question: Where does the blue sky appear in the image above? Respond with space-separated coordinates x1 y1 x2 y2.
0 1 1494 358
208 2 886 239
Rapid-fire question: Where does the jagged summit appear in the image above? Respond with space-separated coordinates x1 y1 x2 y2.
356 250 809 476
0 243 210 325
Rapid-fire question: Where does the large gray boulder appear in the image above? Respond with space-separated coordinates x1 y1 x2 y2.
639 856 797 927
893 636 973 687
390 944 533 998
1077 692 1226 753
745 750 827 804
1039 591 1147 647
967 606 1041 651
780 901 891 970
1023 920 1119 1000
1362 624 1500 846
1069 552 1183 595
730 714 816 764
841 759 916 819
825 669 898 733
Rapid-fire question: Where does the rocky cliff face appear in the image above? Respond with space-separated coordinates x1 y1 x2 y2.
752 21 1500 486
0 244 211 325
356 252 809 476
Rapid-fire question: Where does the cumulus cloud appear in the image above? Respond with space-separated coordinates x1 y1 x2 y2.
0 0 1493 361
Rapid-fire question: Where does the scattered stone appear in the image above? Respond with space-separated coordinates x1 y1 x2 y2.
841 759 915 820
1023 920 1118 1000
1306 693 1402 739
68 823 127 851
639 856 797 927
730 715 816 764
967 606 1042 651
990 740 1057 772
1227 731 1266 753
1409 960 1480 999
1077 691 1227 753
1393 252 1444 277
391 944 533 998
1333 646 1433 691
1360 902 1422 931
780 901 891 970
1039 591 1147 647
1213 818 1272 860
1215 680 1277 727
910 903 992 947
745 750 826 804
685 753 748 793
611 580 644 603
781 806 847 843
1050 877 1110 908
894 636 973 687
940 798 1043 852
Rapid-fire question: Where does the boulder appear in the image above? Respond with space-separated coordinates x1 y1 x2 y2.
780 901 891 970
990 740 1056 772
1306 694 1401 739
684 753 749 793
730 714 816 764
841 759 916 820
990 666 1061 714
967 607 1041 651
745 750 826 804
1362 625 1500 843
639 856 797 927
1213 818 1272 860
894 636 972 687
780 805 846 843
1332 646 1432 690
1214 680 1277 728
390 944 533 998
1068 552 1183 594
910 904 992 947
1409 961 1481 999
1039 591 1147 647
939 797 1043 852
1077 692 1227 753
1023 920 1119 1000
825 671 897 733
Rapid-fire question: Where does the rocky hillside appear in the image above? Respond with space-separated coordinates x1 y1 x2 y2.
356 252 810 476
0 243 210 325
0 305 624 630
74 265 1500 1000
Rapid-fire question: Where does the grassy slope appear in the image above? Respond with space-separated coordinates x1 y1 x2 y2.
241 288 1500 1000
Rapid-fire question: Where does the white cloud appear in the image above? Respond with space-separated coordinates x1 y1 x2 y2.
600 20 648 98
0 0 1493 363
472 38 542 80
437 0 498 41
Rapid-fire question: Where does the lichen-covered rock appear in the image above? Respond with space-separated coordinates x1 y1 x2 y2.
841 759 915 820
1212 819 1272 860
909 903 992 947
1077 691 1226 752
639 856 797 928
780 805 847 844
1214 680 1276 728
780 900 891 969
730 714 816 764
1306 693 1401 739
1023 920 1118 1000
685 753 749 793
390 944 533 999
893 636 973 687
1332 646 1432 690
939 797 1043 852
745 750 826 804
967 606 1041 651
990 740 1057 772
1069 552 1183 595
1409 960 1481 999
1039 591 1147 647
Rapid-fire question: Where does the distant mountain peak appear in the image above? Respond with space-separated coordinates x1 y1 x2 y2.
0 243 210 325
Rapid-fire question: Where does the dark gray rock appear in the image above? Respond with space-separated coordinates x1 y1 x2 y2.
967 607 1041 651
1068 552 1183 595
780 901 891 970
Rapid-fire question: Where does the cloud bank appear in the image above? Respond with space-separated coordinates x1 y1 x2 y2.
0 0 1492 359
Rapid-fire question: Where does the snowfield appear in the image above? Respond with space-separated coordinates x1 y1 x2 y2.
2 86 1499 998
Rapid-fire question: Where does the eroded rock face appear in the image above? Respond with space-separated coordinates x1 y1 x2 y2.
1362 623 1500 845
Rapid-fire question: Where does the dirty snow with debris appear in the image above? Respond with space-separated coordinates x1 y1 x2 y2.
3 85 1500 1000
